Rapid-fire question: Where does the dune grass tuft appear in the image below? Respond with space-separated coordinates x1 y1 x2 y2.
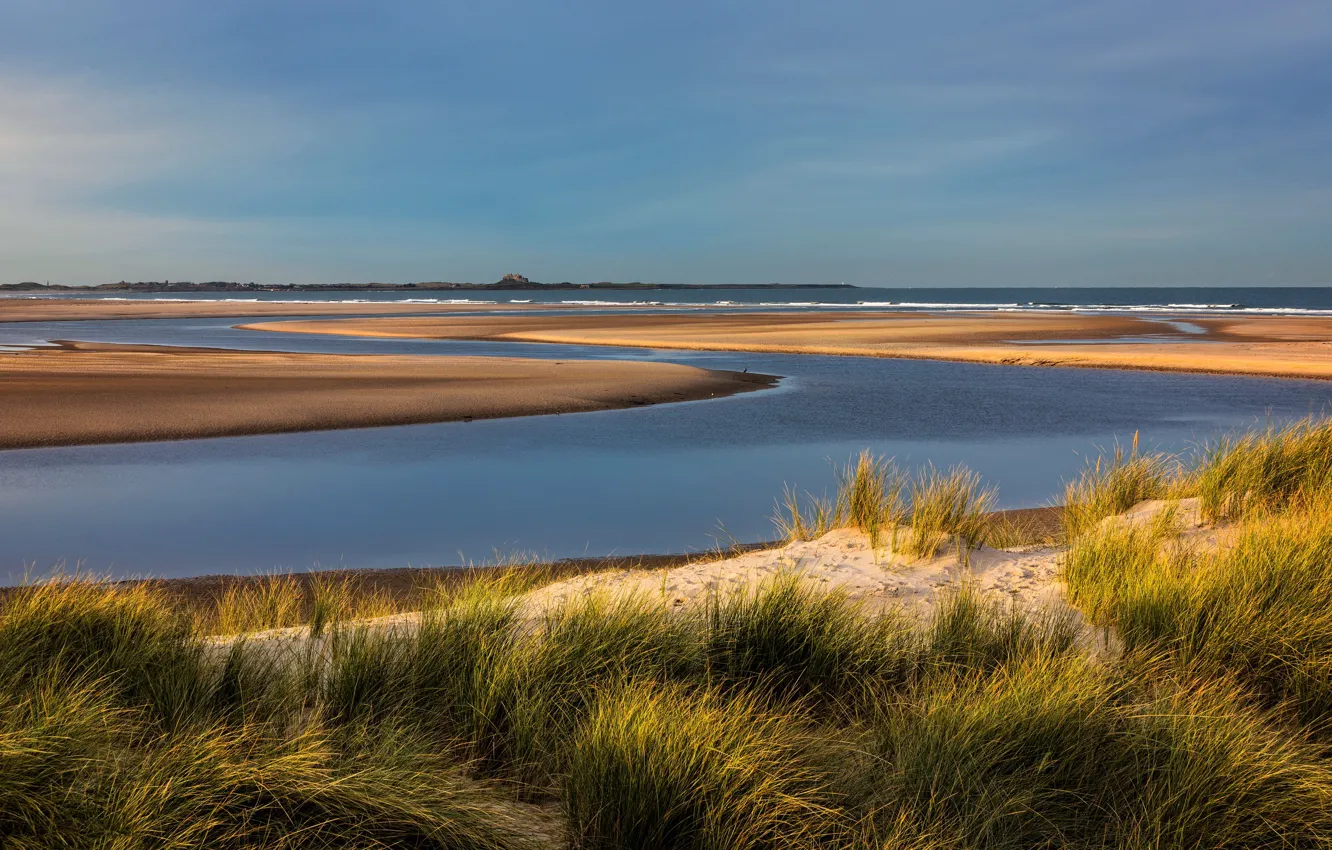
1065 499 1332 728
856 656 1332 850
1193 416 1332 522
0 678 119 842
775 453 997 559
923 583 1081 675
704 572 914 708
0 578 220 727
772 483 843 543
207 573 305 635
773 451 904 545
565 682 841 850
859 656 1130 849
106 722 534 850
903 464 997 559
0 580 536 849
976 508 1063 549
470 591 702 790
838 450 906 548
1062 431 1174 539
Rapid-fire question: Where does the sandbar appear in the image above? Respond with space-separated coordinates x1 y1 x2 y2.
0 341 774 450
242 311 1332 380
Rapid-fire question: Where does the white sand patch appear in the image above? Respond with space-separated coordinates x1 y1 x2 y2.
1106 497 1202 531
522 527 1067 620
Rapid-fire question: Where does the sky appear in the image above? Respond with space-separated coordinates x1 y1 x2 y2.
1 1 1330 287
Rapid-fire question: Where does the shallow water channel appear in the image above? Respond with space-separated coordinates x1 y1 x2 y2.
1 316 1329 582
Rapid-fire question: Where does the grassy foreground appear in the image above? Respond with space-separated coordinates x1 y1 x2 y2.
4 418 1332 848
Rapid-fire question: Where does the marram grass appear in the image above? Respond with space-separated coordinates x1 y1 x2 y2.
839 450 906 548
1060 416 1332 534
7 569 1332 849
565 682 840 850
1065 498 1332 728
774 452 998 558
1062 431 1174 540
703 572 916 708
856 655 1332 850
903 463 998 559
1192 415 1332 522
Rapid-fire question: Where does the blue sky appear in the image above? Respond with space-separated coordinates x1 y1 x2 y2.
1 1 1329 286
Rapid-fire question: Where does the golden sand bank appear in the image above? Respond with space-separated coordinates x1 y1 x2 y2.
0 341 774 449
243 311 1332 380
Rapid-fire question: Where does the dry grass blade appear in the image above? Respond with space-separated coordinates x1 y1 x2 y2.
1193 416 1332 522
565 682 842 850
905 464 997 559
1062 431 1174 540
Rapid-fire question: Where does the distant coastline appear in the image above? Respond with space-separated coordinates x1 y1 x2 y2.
0 273 857 294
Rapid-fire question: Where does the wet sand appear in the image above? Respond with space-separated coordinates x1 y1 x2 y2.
0 341 775 450
244 311 1332 380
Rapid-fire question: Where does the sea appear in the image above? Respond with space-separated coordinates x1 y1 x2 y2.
16 284 1332 315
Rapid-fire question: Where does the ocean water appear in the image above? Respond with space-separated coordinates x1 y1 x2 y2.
5 285 1332 315
1 313 1330 583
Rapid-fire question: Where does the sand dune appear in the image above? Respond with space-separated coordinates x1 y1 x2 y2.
244 311 1332 380
209 499 1203 662
0 341 774 450
523 498 1202 621
202 500 1202 670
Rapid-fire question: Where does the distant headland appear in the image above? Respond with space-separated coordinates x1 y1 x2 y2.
0 273 858 293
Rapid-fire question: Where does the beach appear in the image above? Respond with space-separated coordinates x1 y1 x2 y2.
9 2 1332 843
244 310 1332 380
0 341 774 450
